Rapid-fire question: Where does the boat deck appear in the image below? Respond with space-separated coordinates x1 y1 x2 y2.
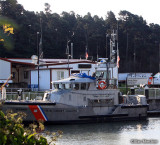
3 100 56 105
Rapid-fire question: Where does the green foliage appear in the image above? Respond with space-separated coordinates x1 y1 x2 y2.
1 0 160 73
119 87 131 95
0 110 49 145
0 16 18 50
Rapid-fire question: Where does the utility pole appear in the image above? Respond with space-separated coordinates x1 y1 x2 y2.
28 25 31 49
106 33 108 58
37 32 39 91
126 33 128 71
159 43 160 72
134 45 136 76
71 43 73 59
66 39 69 68
39 18 43 59
97 43 99 61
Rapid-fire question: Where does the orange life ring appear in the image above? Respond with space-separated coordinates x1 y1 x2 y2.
98 81 106 90
148 76 153 85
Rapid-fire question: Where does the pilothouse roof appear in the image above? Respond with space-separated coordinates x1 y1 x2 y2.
52 73 95 84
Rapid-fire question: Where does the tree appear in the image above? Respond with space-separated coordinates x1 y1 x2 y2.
0 110 62 145
0 16 18 50
0 110 48 145
44 3 52 14
1 0 160 73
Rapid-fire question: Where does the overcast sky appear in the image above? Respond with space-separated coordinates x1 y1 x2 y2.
17 0 160 25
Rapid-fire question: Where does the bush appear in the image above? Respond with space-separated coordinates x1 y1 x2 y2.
0 110 48 145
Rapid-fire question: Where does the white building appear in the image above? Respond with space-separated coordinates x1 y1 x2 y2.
118 72 152 86
0 58 96 90
0 58 34 88
31 59 96 90
0 58 119 91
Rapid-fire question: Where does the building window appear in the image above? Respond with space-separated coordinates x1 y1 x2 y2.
57 71 64 80
71 70 80 74
78 64 91 68
24 71 29 79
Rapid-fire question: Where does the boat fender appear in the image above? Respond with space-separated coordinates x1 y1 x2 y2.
98 81 106 90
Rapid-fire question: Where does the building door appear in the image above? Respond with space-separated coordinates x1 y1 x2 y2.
31 70 50 91
39 70 50 90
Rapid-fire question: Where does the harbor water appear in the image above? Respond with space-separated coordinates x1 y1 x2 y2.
45 117 160 145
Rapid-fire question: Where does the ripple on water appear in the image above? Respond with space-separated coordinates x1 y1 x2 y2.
45 118 160 145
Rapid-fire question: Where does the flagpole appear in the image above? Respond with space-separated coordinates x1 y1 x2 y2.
117 21 119 88
39 17 43 59
37 32 39 91
85 46 88 60
85 25 88 60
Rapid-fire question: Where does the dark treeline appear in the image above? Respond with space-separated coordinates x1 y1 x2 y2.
1 0 160 74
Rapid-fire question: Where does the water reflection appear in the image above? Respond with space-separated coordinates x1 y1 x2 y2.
45 118 160 145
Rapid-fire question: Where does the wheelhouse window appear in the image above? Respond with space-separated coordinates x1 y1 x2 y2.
65 84 71 89
154 74 159 78
61 84 65 89
96 71 111 79
54 83 71 89
73 84 79 90
87 83 90 90
54 84 59 89
81 83 86 90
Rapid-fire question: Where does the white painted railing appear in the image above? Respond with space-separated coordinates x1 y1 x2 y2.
5 92 44 101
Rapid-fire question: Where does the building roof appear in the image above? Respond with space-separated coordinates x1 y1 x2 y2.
0 58 95 66
0 58 34 66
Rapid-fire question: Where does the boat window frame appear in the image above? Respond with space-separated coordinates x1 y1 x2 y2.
87 83 90 90
54 84 59 89
81 83 86 90
154 74 159 78
96 70 111 80
65 83 71 89
61 84 65 89
73 83 80 90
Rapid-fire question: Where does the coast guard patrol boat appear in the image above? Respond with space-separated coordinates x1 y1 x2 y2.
1 31 148 123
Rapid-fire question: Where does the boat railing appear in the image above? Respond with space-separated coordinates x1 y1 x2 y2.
134 88 160 100
5 88 31 92
145 88 160 100
119 87 160 100
1 91 44 101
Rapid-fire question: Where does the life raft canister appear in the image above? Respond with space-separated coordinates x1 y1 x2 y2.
98 81 107 90
148 76 153 85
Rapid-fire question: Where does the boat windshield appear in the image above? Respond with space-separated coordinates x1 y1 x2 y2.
73 84 79 90
53 83 89 90
81 83 86 90
54 84 59 89
96 71 110 79
73 83 89 90
53 84 71 89
154 73 160 78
